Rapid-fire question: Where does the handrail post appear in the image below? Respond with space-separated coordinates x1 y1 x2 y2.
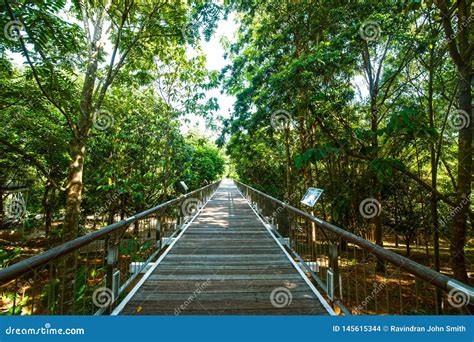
156 216 162 250
328 244 340 303
105 238 119 314
177 208 184 230
287 219 292 247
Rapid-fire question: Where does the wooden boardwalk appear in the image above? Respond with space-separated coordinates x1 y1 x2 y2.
113 180 333 315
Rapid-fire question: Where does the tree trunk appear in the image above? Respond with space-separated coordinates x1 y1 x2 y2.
370 94 385 272
107 210 115 225
427 39 443 313
405 236 411 258
61 0 109 242
64 139 86 241
120 195 127 220
284 126 292 200
298 115 312 191
434 0 472 285
428 48 440 274
41 183 53 238
58 138 86 313
0 188 4 223
450 65 472 284
134 220 140 237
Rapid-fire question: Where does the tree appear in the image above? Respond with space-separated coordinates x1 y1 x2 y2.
221 0 473 285
1 0 223 313
433 0 472 283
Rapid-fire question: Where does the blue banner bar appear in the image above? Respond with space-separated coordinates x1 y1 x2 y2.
0 316 472 342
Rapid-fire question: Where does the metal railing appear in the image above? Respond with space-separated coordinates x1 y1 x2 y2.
0 181 220 315
235 180 473 315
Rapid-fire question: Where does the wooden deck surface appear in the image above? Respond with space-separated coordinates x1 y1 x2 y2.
114 180 332 315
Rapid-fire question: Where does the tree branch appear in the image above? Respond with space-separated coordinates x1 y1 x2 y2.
434 0 465 67
313 113 460 209
4 0 75 134
0 138 64 191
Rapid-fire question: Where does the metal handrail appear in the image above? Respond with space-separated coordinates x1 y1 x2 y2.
0 181 221 285
234 180 474 303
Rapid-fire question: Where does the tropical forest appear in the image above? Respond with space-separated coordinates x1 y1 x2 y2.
0 0 472 316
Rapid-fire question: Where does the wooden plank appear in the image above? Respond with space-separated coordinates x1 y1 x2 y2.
158 261 293 266
130 292 318 301
163 255 289 260
122 299 322 309
139 283 311 292
169 249 283 255
148 274 304 281
121 307 327 315
153 265 295 270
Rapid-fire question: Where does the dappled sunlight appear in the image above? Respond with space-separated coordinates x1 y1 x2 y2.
0 0 472 319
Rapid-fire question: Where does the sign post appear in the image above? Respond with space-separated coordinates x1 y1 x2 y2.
301 187 324 243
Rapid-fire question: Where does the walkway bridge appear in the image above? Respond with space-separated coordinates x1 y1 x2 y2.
0 180 472 315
